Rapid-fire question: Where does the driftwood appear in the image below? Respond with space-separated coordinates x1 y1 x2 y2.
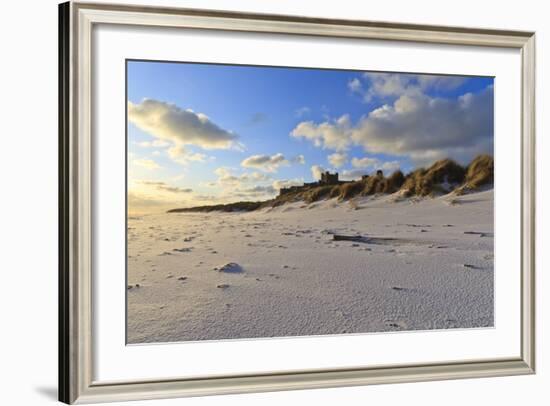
333 234 368 242
332 234 406 245
463 231 493 238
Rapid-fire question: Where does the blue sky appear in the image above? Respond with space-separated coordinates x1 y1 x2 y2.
127 60 493 213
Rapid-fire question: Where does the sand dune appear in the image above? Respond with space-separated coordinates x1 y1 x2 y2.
127 189 494 343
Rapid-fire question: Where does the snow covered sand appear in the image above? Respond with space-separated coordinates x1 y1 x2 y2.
127 189 494 343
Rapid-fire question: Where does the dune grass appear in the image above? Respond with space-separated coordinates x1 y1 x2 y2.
401 159 466 197
338 181 365 200
168 155 494 213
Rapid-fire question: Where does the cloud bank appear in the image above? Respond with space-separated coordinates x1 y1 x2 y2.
138 180 193 194
352 72 467 102
210 167 272 189
292 85 493 165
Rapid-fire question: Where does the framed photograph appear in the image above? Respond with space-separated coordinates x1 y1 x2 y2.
59 1 535 404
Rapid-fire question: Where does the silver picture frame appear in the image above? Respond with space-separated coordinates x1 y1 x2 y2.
58 1 536 403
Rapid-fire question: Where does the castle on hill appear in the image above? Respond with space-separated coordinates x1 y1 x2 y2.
277 170 386 197
279 171 343 196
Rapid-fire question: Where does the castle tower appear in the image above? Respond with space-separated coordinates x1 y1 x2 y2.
320 171 339 185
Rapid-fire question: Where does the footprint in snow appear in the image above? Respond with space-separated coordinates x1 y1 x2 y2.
384 320 407 329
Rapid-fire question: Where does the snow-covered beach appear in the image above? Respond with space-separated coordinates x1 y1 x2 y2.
127 189 494 343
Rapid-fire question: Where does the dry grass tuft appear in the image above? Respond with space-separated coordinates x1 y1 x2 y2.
338 180 366 200
400 159 465 196
464 154 494 187
453 155 494 195
376 170 406 194
304 185 336 203
363 175 383 195
329 185 343 198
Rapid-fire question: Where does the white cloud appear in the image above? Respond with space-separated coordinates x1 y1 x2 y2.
348 78 362 93
128 98 237 150
167 145 207 165
292 85 493 166
361 72 414 101
342 158 402 180
417 75 467 91
214 167 232 178
246 172 271 182
380 161 402 173
136 139 170 148
340 169 368 181
291 115 352 151
272 178 304 190
328 152 347 168
349 72 467 103
132 158 161 170
241 153 290 172
351 156 379 168
310 165 326 181
210 169 278 200
351 157 401 171
212 167 271 188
